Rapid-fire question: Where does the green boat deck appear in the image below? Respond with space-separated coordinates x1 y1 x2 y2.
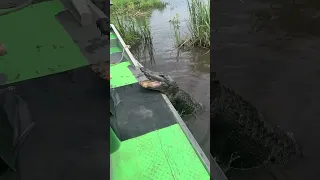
109 26 210 179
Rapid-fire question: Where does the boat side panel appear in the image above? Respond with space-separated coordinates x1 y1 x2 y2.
109 29 132 65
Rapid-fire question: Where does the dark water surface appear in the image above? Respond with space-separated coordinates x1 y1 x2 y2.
131 0 211 157
213 0 320 179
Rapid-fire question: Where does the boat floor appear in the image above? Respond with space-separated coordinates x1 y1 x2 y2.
109 29 210 179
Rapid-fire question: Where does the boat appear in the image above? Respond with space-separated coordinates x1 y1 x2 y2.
109 23 212 179
108 3 229 179
0 0 225 179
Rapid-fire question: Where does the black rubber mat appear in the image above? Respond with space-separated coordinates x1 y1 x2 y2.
0 66 110 180
112 83 176 141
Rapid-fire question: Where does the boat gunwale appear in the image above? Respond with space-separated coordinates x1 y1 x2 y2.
110 24 142 68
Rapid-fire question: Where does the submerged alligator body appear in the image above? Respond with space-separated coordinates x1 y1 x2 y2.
211 73 302 172
140 68 203 115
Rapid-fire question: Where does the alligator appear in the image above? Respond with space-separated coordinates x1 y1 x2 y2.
139 67 204 115
211 72 303 172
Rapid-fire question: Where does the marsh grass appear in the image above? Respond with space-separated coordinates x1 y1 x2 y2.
112 0 167 17
171 0 210 49
111 0 166 45
130 17 156 66
112 0 167 10
111 12 153 46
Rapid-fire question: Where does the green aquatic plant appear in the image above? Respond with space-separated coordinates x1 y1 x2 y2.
170 0 210 49
110 0 166 45
112 0 167 9
111 13 152 46
111 13 141 45
111 0 167 17
170 14 182 46
187 0 210 48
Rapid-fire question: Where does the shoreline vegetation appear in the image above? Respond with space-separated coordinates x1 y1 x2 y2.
170 0 210 49
111 0 167 17
110 0 166 45
110 0 210 49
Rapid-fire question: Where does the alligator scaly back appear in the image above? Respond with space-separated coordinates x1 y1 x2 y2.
170 88 204 115
211 75 302 170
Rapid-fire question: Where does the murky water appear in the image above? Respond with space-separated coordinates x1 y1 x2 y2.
213 0 320 179
131 0 211 157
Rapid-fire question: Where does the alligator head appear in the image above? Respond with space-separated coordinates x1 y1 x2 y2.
139 67 179 96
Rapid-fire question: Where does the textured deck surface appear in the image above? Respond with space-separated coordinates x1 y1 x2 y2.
111 124 210 180
110 62 138 88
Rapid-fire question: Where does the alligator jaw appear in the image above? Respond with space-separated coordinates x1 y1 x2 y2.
139 80 161 88
140 67 178 94
140 67 175 84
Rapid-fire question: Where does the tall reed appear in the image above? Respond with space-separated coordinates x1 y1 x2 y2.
170 0 210 49
111 13 152 46
187 0 210 48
